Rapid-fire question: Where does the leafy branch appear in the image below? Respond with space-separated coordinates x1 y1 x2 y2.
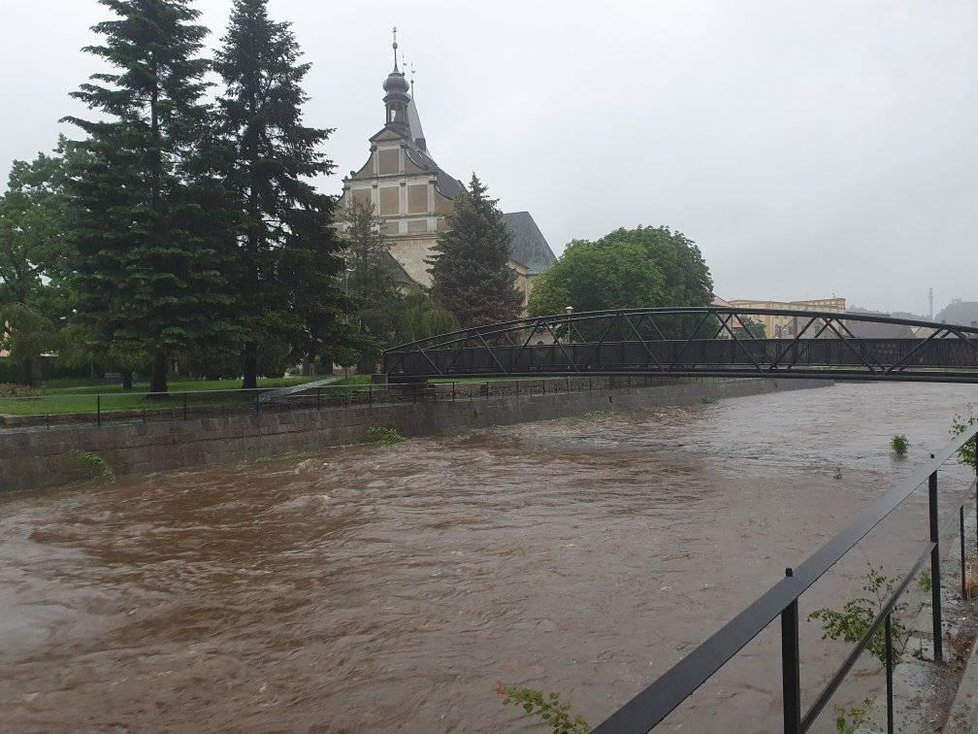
496 683 590 734
808 564 910 666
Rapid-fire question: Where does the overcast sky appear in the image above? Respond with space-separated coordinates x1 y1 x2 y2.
1 0 975 314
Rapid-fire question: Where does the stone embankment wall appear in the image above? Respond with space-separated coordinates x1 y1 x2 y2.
0 377 829 492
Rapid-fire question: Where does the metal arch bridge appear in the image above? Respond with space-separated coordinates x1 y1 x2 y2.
382 306 978 383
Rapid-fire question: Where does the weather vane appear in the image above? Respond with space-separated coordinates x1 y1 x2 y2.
391 26 399 69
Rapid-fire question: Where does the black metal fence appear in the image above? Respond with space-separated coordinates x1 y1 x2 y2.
0 375 674 430
592 427 978 733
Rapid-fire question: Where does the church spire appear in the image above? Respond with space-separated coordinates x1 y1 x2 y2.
382 28 410 133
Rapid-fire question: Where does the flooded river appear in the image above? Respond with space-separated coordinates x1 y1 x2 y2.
1 382 977 733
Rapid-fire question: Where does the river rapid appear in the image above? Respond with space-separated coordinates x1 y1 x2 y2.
1 382 977 733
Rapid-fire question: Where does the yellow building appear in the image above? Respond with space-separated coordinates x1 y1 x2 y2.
726 297 847 338
335 35 556 309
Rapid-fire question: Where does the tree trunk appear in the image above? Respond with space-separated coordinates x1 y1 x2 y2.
21 357 34 388
122 370 133 391
150 348 168 395
242 341 258 390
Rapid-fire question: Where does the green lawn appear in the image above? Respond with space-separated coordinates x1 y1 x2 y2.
40 375 316 395
0 376 324 417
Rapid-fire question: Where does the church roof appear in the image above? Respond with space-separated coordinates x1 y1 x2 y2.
404 145 465 199
381 251 416 286
502 211 557 275
406 96 426 150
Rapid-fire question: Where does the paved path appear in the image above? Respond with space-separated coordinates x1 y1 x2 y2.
258 376 342 402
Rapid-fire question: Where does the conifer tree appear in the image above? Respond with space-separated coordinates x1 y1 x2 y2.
429 174 523 327
214 0 350 388
64 0 231 394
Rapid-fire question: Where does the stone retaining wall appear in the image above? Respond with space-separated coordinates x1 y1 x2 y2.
0 377 830 492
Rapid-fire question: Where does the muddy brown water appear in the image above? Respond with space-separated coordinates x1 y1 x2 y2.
1 382 977 733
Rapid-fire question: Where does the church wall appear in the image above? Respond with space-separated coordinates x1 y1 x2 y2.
389 237 438 287
377 148 399 175
379 186 399 215
434 191 454 214
407 184 428 213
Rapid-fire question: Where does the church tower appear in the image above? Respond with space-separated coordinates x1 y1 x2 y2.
338 29 462 287
338 31 557 300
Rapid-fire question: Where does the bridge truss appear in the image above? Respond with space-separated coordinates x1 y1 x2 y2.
383 306 978 383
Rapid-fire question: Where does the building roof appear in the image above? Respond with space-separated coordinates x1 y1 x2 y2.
502 211 557 275
381 251 416 286
404 145 465 199
406 95 426 151
843 319 915 339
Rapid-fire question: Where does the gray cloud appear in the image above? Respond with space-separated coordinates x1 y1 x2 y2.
2 0 975 314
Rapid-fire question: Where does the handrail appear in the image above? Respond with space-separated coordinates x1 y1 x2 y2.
384 307 978 355
592 422 978 733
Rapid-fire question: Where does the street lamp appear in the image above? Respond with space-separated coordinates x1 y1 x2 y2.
565 306 574 344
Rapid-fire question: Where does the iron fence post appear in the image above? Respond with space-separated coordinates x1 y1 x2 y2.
369 384 373 404
929 466 944 663
97 395 101 427
962 505 968 600
885 614 894 734
317 387 321 411
255 392 260 417
781 567 801 734
452 381 456 402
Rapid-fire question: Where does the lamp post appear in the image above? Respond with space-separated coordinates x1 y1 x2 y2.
565 306 574 344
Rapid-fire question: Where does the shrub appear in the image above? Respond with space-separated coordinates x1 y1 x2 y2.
890 434 909 457
366 426 404 445
496 684 589 734
0 383 36 398
917 571 931 593
809 565 909 666
951 412 978 468
835 698 873 734
69 451 116 482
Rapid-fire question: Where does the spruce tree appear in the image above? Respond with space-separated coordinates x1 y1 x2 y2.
429 174 523 327
64 0 230 394
214 0 350 388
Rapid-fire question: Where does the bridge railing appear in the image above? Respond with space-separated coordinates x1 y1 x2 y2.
592 426 978 733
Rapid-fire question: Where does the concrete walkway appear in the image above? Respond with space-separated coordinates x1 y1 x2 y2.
258 376 341 402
